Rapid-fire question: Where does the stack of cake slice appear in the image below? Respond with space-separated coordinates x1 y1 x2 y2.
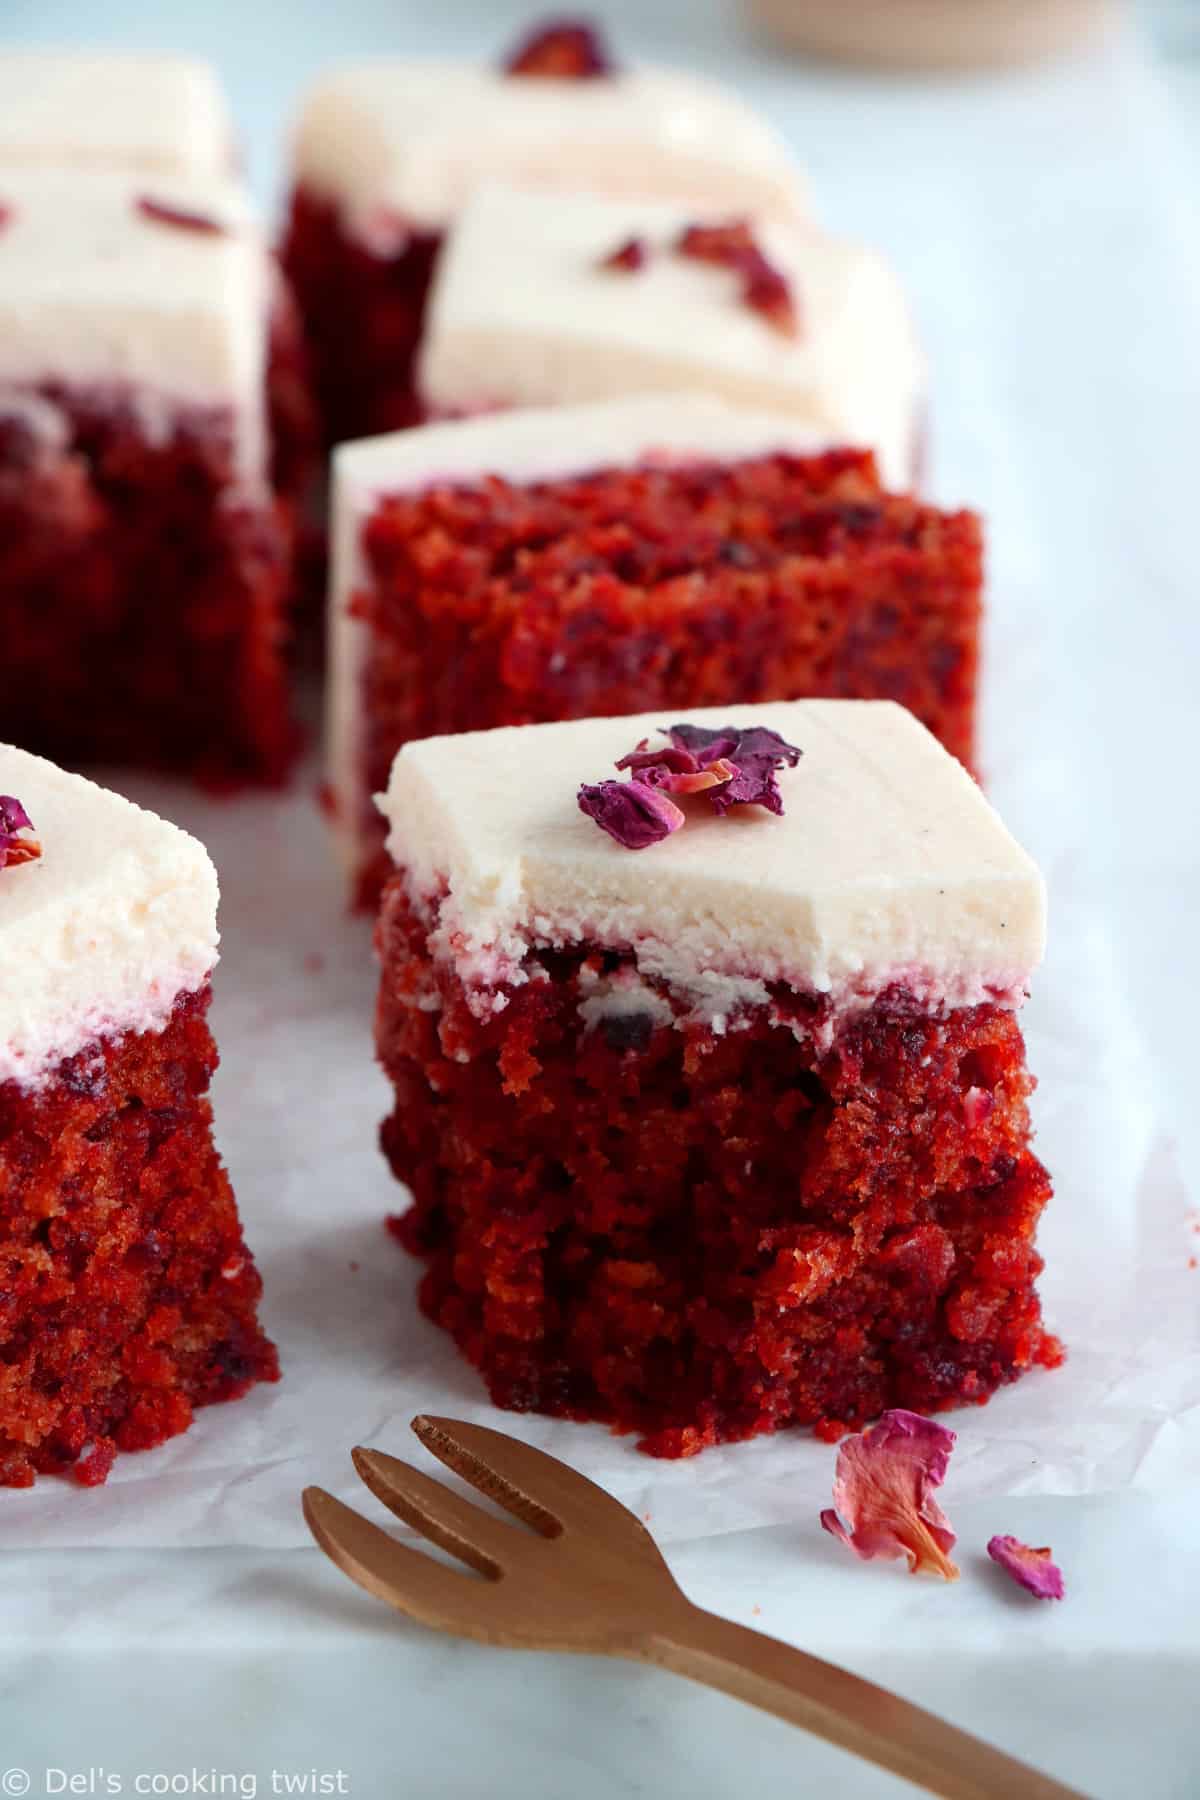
0 51 316 784
284 20 806 445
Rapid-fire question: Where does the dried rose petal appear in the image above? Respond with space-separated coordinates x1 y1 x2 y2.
675 220 799 340
578 778 684 849
0 795 40 870
665 723 801 816
987 1535 1065 1600
599 236 648 274
136 195 226 236
615 740 737 797
676 219 758 267
504 18 615 78
742 250 800 338
587 723 800 847
820 1409 960 1580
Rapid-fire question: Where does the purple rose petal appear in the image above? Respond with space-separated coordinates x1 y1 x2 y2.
664 723 802 816
578 779 684 849
0 795 40 869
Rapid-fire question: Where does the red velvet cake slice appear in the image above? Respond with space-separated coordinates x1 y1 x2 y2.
283 22 806 445
327 395 981 903
0 745 278 1488
0 168 305 784
374 700 1058 1457
418 185 923 490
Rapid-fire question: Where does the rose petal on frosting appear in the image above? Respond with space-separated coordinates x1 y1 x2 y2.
136 195 226 236
578 779 685 849
666 723 802 816
675 218 758 266
0 795 40 869
987 1535 1065 1600
504 18 616 78
599 236 648 273
675 220 800 338
742 250 800 339
820 1409 960 1580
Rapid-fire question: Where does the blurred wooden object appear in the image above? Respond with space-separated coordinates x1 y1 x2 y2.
745 0 1119 70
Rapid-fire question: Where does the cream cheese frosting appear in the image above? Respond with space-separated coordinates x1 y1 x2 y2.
378 701 1045 1023
418 186 923 490
0 52 233 177
290 60 806 237
326 394 838 873
0 746 220 1090
0 168 271 478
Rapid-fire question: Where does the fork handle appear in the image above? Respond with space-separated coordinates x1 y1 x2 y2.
640 1603 1087 1800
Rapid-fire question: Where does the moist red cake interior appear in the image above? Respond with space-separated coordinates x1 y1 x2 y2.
377 880 1059 1458
0 387 298 785
282 187 440 448
352 448 981 901
0 987 278 1487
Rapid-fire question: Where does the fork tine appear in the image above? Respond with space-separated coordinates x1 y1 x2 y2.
412 1414 631 1536
352 1447 528 1577
302 1487 507 1641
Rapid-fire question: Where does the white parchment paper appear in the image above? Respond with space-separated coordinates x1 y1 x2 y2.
2 25 1198 1553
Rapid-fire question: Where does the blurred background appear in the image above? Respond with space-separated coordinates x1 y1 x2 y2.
3 1 1197 208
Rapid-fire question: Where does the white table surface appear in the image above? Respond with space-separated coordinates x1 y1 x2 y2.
2 4 1199 1797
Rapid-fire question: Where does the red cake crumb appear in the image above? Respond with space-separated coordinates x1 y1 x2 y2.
0 988 278 1487
352 449 981 900
0 387 298 784
376 883 1057 1457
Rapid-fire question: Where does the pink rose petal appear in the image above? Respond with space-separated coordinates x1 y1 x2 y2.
987 1535 1065 1600
820 1409 960 1580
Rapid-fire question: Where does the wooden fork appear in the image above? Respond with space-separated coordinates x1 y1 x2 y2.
303 1415 1086 1800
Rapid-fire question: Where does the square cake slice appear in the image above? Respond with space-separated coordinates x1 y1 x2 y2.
374 701 1059 1457
417 186 923 489
0 168 304 783
327 395 981 903
0 50 234 178
0 747 278 1488
283 19 805 445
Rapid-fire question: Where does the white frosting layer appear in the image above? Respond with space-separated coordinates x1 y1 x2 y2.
290 60 806 235
0 746 220 1090
378 701 1045 1022
419 186 924 491
327 393 839 872
0 52 233 177
0 169 271 478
